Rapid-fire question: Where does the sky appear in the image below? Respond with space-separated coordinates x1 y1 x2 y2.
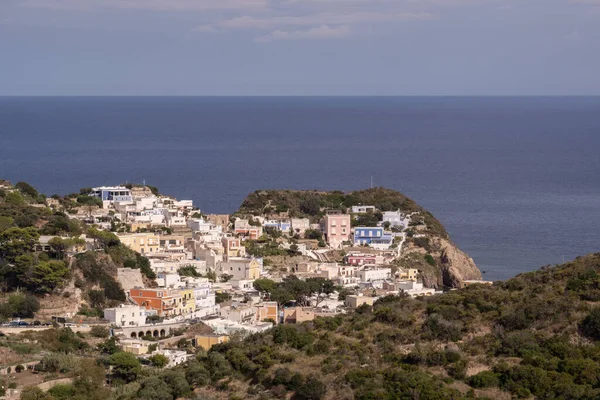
1 0 599 95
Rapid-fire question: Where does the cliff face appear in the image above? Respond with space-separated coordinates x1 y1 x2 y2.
438 238 482 287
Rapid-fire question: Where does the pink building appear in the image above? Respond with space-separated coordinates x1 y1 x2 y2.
321 211 351 248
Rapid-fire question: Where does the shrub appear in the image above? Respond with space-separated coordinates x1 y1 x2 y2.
424 254 436 266
469 371 500 388
580 308 600 340
297 374 326 400
90 326 110 338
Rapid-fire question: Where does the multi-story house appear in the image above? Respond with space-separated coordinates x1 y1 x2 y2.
222 237 246 260
103 305 157 327
118 233 160 254
359 268 392 283
90 186 133 208
206 214 230 232
290 218 311 235
220 258 262 280
382 211 406 228
129 288 183 316
353 227 394 250
180 288 196 315
255 302 278 323
159 235 185 253
320 211 351 248
234 219 263 240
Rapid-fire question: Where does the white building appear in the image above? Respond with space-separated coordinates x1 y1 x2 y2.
150 350 193 368
104 305 157 328
156 273 181 288
203 318 273 336
382 211 406 228
351 205 376 214
290 218 311 235
359 268 392 283
194 283 217 311
397 280 437 297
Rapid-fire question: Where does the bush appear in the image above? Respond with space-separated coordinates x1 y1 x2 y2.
424 254 436 266
469 371 500 388
297 374 326 400
90 326 110 338
580 308 600 340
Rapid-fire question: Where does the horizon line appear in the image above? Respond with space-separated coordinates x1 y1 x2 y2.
1 94 600 98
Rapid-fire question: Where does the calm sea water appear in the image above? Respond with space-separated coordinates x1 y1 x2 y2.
1 97 599 281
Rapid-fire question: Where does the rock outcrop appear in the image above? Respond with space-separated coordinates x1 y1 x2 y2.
438 238 482 287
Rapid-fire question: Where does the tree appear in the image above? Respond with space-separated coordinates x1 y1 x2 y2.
580 308 600 340
5 191 25 206
297 374 327 400
19 387 53 400
300 197 321 216
0 293 40 319
26 260 70 293
109 352 142 383
87 227 119 248
304 229 323 240
253 278 276 297
98 337 119 355
288 244 300 256
306 278 335 306
0 227 39 263
137 377 173 400
15 182 39 198
185 360 210 387
0 216 14 232
220 274 233 283
149 354 169 368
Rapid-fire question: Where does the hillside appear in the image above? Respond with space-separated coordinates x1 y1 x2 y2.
237 188 481 288
176 253 600 400
0 181 155 320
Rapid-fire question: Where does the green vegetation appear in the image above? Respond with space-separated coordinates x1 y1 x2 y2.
253 276 335 307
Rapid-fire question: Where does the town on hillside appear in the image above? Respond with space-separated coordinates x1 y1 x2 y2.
0 181 489 399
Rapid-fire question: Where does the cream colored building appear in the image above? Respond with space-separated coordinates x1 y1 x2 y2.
345 295 374 309
118 232 160 254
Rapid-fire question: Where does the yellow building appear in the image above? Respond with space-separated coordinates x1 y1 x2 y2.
121 340 150 355
118 233 160 254
399 268 419 281
194 334 229 351
180 288 196 315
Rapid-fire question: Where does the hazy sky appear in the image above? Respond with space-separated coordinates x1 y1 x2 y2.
1 0 599 95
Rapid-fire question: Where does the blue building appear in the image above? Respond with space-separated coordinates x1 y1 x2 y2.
354 227 394 249
91 186 133 203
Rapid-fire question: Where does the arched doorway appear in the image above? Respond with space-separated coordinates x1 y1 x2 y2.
131 332 137 338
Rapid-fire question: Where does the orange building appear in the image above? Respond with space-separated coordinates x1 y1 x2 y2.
255 301 278 324
129 288 183 316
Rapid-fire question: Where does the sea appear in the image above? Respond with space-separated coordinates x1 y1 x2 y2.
1 96 599 281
